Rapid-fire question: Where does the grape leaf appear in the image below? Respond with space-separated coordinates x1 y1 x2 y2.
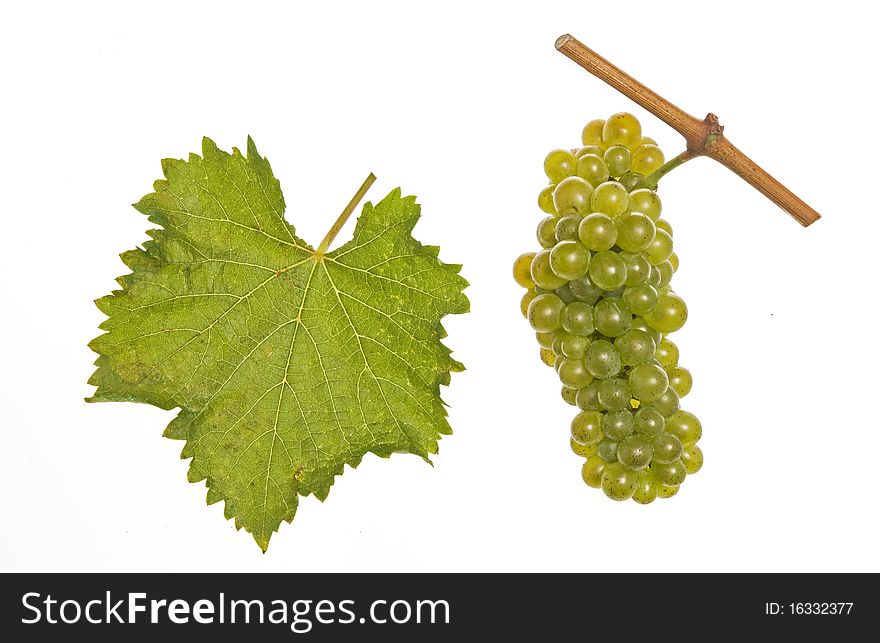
87 137 468 551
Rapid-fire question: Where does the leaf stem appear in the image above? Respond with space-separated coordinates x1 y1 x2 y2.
316 173 377 255
555 34 820 227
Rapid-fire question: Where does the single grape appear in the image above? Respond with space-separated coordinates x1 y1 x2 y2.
549 240 591 280
650 386 680 418
614 328 656 366
578 213 618 251
538 185 558 215
555 214 582 242
646 265 662 288
634 406 665 437
622 283 658 316
576 154 610 187
639 136 657 145
597 439 619 462
657 483 679 499
668 252 679 272
535 331 556 350
513 252 537 288
618 435 653 470
646 229 674 265
530 249 568 290
680 444 704 474
590 181 630 217
520 290 537 318
615 212 656 252
539 347 555 367
667 365 693 397
627 188 662 220
581 456 607 488
651 432 683 464
619 172 644 191
629 363 670 402
602 112 642 148
568 274 603 305
654 218 673 235
631 144 665 175
598 377 632 411
571 437 598 458
630 316 663 348
603 409 635 441
559 332 589 359
655 338 679 368
536 216 559 249
553 176 594 215
593 297 632 337
558 358 593 389
657 260 674 288
577 145 603 157
603 146 632 177
621 252 651 286
561 386 579 406
527 292 565 332
588 250 628 291
581 119 605 147
666 410 702 446
601 462 639 501
544 149 577 183
644 291 688 333
562 301 595 335
651 459 686 486
632 471 658 504
584 340 622 379
571 410 603 445
576 381 602 411
554 283 576 304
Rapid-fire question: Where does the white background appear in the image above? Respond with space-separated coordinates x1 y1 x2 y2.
2 0 878 572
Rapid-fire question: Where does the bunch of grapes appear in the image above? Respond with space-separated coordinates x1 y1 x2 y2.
514 113 703 503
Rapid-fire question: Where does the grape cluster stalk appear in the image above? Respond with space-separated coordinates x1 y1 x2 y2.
514 113 703 503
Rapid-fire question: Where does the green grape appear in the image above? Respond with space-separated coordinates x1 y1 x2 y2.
651 432 683 464
578 213 618 251
667 365 693 397
619 172 643 191
555 214 582 242
527 293 565 332
553 176 594 215
571 437 598 458
593 297 632 337
646 265 662 288
558 359 593 389
537 216 558 249
681 444 704 474
575 381 602 411
576 145 603 158
615 212 656 252
614 328 656 366
551 333 566 356
598 377 632 411
549 240 590 280
654 218 673 235
603 146 632 177
627 188 662 220
585 339 622 379
603 409 635 441
538 185 558 215
666 410 702 446
655 338 679 368
568 274 603 305
622 283 658 316
539 347 556 367
576 154 610 187
562 301 595 335
629 363 669 402
621 252 651 286
559 333 589 359
590 181 630 217
632 471 658 504
520 290 536 318
646 229 674 265
631 144 665 175
601 462 639 501
657 260 674 288
602 112 642 148
618 435 653 470
535 330 556 349
657 483 679 499
644 291 688 333
544 149 577 183
668 252 679 272
639 136 657 145
554 283 576 304
597 439 619 462
634 406 665 437
530 249 568 290
513 252 537 288
650 386 680 418
561 386 579 406
581 119 605 147
571 410 603 445
651 459 686 486
588 250 628 291
630 316 663 348
581 456 607 488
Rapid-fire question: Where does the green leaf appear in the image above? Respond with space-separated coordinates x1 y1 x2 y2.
88 137 469 551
